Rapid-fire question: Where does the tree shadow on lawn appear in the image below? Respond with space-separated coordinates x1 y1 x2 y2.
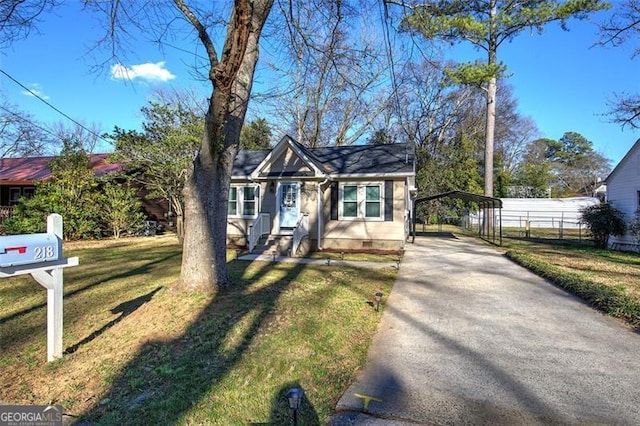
64 287 163 355
77 259 310 425
0 254 180 356
0 253 180 327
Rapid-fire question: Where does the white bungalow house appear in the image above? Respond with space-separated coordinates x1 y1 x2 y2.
227 135 416 255
606 138 640 251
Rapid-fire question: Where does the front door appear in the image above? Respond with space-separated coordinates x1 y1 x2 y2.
279 182 300 229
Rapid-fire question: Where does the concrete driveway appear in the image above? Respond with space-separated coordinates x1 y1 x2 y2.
330 234 640 425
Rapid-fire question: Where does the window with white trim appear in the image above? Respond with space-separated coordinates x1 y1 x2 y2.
340 183 383 219
228 185 259 217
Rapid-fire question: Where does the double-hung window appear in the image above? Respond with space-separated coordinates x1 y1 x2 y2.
228 185 259 217
340 183 383 219
243 187 256 216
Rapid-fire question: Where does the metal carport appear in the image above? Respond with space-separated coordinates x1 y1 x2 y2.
412 190 503 245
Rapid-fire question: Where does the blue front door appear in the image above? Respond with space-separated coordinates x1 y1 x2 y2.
279 182 299 229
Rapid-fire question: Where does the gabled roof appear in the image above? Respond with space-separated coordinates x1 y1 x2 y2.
249 135 326 179
0 154 122 185
606 138 640 183
235 135 415 179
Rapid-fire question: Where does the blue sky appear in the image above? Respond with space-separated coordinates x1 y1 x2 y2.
1 2 638 166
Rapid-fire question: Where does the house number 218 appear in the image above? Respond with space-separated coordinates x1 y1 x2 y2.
34 246 55 260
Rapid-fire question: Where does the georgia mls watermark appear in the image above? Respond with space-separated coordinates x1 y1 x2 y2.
0 405 63 426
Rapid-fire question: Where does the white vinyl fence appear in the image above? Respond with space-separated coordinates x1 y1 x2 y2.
468 197 600 240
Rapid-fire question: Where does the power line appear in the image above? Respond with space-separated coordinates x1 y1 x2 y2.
379 0 410 142
0 103 60 141
0 67 111 145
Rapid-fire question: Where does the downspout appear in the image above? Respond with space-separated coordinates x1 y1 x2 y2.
317 176 329 251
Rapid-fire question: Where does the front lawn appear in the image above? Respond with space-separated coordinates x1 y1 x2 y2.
0 236 396 424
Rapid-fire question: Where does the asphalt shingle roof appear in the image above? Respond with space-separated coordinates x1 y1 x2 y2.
232 142 414 177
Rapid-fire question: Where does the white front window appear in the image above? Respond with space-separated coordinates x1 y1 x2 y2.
228 185 259 218
340 183 383 219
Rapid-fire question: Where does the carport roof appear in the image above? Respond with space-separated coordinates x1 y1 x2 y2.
415 190 502 208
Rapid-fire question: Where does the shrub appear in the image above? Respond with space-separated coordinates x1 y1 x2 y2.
628 208 640 247
579 203 625 249
99 179 145 238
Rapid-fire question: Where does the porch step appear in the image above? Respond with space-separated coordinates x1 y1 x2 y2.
252 235 293 256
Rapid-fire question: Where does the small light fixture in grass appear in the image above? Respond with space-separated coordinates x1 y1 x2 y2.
286 387 304 425
374 291 383 311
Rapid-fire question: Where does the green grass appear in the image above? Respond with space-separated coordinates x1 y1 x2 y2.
504 237 640 327
0 236 395 424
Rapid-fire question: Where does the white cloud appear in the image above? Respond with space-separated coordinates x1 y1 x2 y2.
22 83 49 100
110 61 176 82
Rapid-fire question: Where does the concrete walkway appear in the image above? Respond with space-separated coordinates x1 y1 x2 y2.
237 253 398 269
328 234 640 425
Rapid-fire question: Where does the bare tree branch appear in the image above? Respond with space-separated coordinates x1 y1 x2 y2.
0 0 58 47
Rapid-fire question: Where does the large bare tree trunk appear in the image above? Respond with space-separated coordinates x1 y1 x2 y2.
175 0 273 292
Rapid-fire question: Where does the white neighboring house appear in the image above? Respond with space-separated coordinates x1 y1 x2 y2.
606 138 640 251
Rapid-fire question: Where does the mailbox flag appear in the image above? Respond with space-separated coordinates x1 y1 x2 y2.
1 246 27 254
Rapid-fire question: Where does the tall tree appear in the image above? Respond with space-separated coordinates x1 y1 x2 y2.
552 131 611 196
511 138 555 197
176 0 273 290
240 118 272 149
598 0 640 128
392 59 476 155
89 0 274 290
107 94 204 242
400 0 608 198
0 101 55 157
513 133 611 197
268 0 391 147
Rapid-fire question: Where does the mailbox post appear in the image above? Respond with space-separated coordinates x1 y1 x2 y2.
0 214 79 362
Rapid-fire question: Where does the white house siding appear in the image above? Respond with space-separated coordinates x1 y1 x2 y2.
606 141 640 250
497 197 600 229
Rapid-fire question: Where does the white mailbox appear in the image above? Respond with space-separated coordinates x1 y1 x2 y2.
0 233 60 267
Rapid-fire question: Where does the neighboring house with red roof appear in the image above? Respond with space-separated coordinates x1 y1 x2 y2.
0 154 121 206
0 154 171 230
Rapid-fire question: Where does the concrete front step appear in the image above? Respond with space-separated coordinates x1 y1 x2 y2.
252 235 293 256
